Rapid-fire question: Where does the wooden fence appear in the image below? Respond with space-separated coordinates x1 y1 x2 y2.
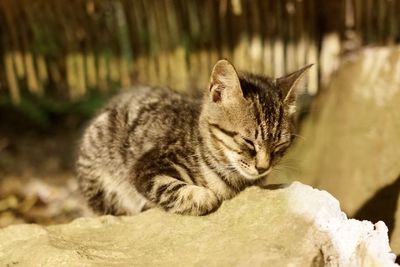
0 0 399 104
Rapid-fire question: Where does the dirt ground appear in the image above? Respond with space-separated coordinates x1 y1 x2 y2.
0 108 92 227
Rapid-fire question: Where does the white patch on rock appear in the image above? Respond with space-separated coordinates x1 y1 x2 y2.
287 182 398 267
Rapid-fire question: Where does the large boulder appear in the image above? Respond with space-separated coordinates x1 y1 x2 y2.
0 182 397 266
274 47 400 255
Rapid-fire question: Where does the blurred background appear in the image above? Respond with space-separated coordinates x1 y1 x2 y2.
0 0 399 257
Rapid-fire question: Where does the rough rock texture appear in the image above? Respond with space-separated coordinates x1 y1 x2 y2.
392 197 400 254
0 182 397 267
272 47 400 255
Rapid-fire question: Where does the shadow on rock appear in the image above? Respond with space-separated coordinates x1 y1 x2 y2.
258 183 291 190
354 174 400 238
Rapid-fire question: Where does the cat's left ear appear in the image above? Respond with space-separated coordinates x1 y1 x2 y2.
275 64 313 106
208 59 243 103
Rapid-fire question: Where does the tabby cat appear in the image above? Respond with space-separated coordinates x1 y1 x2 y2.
77 60 310 216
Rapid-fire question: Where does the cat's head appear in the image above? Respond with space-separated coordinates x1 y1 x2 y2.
200 59 311 180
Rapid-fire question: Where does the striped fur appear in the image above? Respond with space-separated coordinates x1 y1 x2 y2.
77 60 310 216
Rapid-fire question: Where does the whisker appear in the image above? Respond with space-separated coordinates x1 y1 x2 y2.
291 133 305 140
275 164 297 172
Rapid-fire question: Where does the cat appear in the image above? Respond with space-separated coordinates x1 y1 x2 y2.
76 59 311 216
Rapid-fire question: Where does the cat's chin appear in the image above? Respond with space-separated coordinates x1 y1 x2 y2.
236 167 271 180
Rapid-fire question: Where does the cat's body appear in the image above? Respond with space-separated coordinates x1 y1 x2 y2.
77 60 310 216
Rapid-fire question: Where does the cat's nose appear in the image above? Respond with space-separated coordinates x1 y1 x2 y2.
256 150 270 174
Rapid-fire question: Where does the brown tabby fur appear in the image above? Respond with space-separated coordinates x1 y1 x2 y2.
77 60 311 216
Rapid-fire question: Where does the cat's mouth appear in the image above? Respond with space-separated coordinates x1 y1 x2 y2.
237 166 271 180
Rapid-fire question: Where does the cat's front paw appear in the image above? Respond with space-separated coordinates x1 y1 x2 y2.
170 185 221 216
192 187 221 216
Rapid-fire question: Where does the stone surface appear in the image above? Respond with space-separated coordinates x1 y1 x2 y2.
0 182 397 267
271 47 400 255
392 197 400 254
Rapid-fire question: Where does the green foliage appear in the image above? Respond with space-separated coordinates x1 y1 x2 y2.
0 91 114 127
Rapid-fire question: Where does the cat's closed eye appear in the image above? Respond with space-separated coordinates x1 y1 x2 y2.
241 137 255 150
234 136 256 157
272 142 290 156
233 136 255 150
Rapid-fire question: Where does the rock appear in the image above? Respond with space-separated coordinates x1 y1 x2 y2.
392 197 400 255
272 47 400 255
0 182 397 267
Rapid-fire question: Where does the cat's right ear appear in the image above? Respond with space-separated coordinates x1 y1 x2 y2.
276 64 313 104
208 59 242 103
